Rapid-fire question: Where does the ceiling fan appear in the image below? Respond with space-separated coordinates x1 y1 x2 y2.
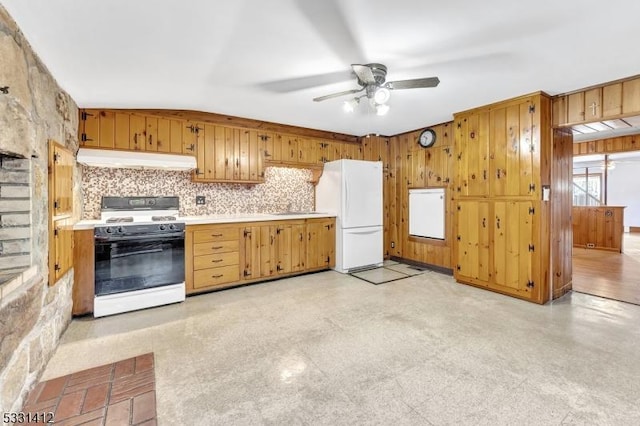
312 63 439 114
313 63 439 102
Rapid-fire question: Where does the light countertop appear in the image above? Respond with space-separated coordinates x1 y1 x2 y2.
73 212 336 230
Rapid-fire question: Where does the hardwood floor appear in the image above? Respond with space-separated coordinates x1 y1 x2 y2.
573 233 640 304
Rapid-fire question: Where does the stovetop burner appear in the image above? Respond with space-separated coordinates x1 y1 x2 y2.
105 216 134 223
151 216 177 222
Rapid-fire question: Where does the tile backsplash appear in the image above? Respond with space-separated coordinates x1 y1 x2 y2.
81 166 314 219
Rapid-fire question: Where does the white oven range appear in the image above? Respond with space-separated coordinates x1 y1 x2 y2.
93 196 185 317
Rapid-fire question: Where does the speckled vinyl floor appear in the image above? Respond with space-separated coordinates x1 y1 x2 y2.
43 269 640 425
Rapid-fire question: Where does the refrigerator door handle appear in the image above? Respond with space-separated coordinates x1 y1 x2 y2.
346 229 379 235
344 179 349 218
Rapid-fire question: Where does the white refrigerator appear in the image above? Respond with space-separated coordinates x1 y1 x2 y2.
316 159 383 273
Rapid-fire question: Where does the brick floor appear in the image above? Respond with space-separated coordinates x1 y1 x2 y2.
21 353 156 426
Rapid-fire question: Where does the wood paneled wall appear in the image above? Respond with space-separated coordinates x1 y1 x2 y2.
551 128 574 299
360 135 392 256
387 123 454 269
573 134 639 156
573 206 625 252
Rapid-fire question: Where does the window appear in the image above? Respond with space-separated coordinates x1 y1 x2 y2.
573 173 602 206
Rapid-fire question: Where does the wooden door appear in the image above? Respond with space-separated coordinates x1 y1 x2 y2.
454 200 490 284
283 135 298 163
492 201 535 298
453 114 469 196
238 129 251 180
225 127 237 180
96 110 115 149
466 111 489 196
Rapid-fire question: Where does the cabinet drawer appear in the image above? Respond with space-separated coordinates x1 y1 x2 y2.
193 265 240 289
193 240 239 256
194 251 239 270
193 227 238 243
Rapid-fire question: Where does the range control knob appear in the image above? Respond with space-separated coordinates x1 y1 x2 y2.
159 224 167 231
105 227 113 234
117 226 124 233
169 224 176 230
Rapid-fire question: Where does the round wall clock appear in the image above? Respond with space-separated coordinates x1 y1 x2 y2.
418 128 436 148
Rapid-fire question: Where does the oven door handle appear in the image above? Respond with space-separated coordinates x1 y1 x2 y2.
95 232 184 243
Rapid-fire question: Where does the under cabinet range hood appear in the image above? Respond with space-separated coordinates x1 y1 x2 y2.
76 148 197 171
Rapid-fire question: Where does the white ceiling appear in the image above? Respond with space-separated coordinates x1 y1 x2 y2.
3 0 640 137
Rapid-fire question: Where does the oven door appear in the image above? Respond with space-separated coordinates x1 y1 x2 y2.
95 233 185 296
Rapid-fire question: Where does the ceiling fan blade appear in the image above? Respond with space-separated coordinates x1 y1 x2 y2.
293 0 364 64
313 88 363 102
386 77 440 90
351 64 376 85
258 70 353 93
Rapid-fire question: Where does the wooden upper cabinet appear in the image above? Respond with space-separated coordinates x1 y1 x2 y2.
583 88 602 120
128 114 146 151
622 78 640 115
566 92 585 124
553 75 640 126
192 124 264 184
602 83 622 117
79 109 194 156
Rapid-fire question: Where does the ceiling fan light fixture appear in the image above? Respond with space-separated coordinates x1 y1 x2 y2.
343 98 359 113
376 104 390 116
374 87 390 104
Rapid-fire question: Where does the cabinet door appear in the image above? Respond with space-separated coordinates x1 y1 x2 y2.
145 116 158 151
283 135 298 163
114 113 131 150
53 217 74 282
182 121 199 155
242 226 259 280
80 110 100 147
291 224 306 272
584 88 602 121
297 138 316 165
567 92 585 124
225 127 237 180
238 129 251 180
321 220 336 268
492 201 535 298
276 225 292 274
454 201 490 283
490 99 538 198
156 118 171 153
199 124 215 181
259 225 277 277
129 114 146 151
52 143 74 215
306 221 323 269
307 219 335 269
467 111 489 196
263 132 280 162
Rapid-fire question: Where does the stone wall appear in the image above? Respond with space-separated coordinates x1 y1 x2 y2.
0 5 80 412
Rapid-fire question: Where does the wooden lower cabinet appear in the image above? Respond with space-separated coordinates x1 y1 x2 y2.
454 200 545 303
186 217 335 294
187 225 241 292
306 218 336 270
